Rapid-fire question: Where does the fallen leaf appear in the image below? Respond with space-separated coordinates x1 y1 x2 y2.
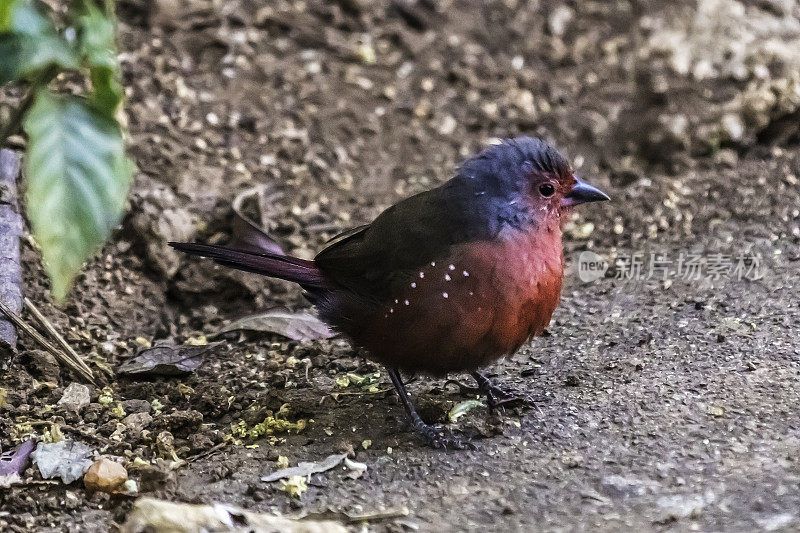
448 399 485 423
214 309 333 341
31 439 94 484
117 342 221 377
0 439 35 486
262 453 347 482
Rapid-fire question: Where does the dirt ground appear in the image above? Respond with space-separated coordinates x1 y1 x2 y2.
2 0 800 531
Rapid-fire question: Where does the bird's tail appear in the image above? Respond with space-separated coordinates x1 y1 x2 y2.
169 242 331 290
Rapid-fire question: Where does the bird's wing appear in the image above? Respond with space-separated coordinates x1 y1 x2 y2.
315 179 500 298
323 224 370 247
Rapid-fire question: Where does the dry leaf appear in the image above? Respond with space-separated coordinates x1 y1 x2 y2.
262 453 347 482
214 309 333 341
118 343 221 377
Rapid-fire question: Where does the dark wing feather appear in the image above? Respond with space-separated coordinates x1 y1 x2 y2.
315 176 511 299
324 224 370 247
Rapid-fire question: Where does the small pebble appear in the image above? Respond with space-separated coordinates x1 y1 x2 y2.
84 458 128 493
58 383 91 413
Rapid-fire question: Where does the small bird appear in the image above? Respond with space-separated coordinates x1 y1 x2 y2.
171 136 608 448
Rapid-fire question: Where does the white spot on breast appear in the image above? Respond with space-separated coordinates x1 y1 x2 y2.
419 272 424 278
404 300 409 305
463 270 469 277
394 299 399 304
469 291 474 296
431 261 436 266
411 282 417 288
448 264 455 270
389 308 394 313
445 274 451 281
442 292 449 298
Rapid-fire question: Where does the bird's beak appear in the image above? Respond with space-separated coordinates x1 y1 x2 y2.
561 177 610 207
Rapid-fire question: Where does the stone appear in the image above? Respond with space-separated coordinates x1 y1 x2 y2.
123 412 153 433
31 440 93 484
57 383 91 413
84 458 128 493
122 399 151 414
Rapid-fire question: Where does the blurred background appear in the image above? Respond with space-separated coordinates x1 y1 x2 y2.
109 0 800 301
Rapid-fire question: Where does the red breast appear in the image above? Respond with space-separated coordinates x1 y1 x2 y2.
359 225 564 375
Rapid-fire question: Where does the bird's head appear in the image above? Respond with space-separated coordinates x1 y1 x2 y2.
459 137 609 229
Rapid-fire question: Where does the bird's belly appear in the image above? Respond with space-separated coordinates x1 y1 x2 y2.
355 232 564 375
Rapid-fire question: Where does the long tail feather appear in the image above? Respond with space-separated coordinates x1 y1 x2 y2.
169 242 330 290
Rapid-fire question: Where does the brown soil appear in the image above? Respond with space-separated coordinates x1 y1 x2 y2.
2 0 800 531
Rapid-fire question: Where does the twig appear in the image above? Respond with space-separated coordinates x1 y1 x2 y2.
0 300 95 384
28 420 110 446
298 506 411 524
178 442 227 467
330 387 394 399
0 149 23 357
23 297 94 380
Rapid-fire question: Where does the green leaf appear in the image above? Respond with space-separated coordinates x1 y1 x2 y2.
0 0 77 83
448 399 485 423
88 64 122 115
1 0 50 34
23 90 133 301
0 33 77 83
74 0 116 69
74 0 122 115
0 0 16 30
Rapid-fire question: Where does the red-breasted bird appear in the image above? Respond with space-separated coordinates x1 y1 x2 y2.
171 136 608 448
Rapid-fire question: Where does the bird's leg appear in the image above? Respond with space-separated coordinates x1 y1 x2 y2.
470 370 537 410
386 367 474 450
443 378 482 396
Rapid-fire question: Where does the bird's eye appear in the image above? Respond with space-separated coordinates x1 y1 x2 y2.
539 183 555 197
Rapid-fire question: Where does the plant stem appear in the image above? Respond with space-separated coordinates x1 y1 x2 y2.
0 67 59 149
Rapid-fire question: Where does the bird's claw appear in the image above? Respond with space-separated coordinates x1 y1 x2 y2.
470 371 544 411
485 385 533 409
413 421 476 450
446 377 540 410
443 379 481 396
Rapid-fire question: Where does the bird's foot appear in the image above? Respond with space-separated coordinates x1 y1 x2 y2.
484 383 535 409
443 379 482 396
386 366 476 451
411 419 476 450
471 371 541 411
